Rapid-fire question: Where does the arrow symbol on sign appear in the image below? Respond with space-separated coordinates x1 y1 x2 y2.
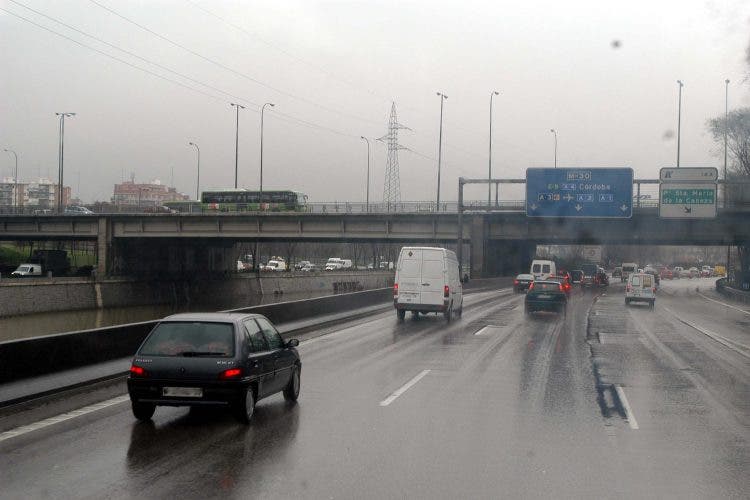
563 194 574 202
575 204 582 212
684 206 692 213
620 204 628 212
530 203 538 211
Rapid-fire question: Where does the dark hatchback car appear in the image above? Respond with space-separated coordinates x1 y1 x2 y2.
513 273 534 292
525 280 568 316
127 313 301 424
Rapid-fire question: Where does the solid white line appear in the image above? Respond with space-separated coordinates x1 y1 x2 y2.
664 307 750 357
474 325 502 336
697 292 750 316
379 369 431 407
615 385 639 430
0 395 130 443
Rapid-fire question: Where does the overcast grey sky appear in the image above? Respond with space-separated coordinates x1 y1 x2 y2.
1 0 749 203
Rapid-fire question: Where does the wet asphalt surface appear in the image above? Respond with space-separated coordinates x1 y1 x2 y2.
0 279 748 499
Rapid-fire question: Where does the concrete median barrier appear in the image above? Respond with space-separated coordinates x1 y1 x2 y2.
0 288 392 384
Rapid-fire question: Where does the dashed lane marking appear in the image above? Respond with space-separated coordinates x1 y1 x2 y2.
379 369 431 407
696 292 750 316
615 385 639 430
0 395 130 443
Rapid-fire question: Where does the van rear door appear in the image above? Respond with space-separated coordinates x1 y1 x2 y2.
397 249 423 304
420 249 445 306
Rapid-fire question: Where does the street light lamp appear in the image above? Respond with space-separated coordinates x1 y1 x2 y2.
436 92 448 207
55 112 75 213
360 136 370 211
3 149 18 211
550 129 558 168
230 103 245 189
189 142 200 200
488 90 500 207
259 102 275 209
676 80 684 168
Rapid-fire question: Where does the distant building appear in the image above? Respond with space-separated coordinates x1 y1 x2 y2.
0 177 70 208
112 178 189 207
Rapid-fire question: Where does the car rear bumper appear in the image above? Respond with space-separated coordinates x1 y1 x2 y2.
128 378 248 406
525 299 566 311
394 300 448 312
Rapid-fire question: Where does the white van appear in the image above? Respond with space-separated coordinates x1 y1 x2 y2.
325 258 344 271
530 260 556 281
394 247 463 322
625 273 656 309
11 263 43 277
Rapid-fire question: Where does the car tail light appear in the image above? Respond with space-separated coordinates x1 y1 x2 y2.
219 368 243 380
444 285 450 298
652 287 656 293
528 282 534 290
626 285 632 292
514 279 519 285
130 365 148 377
393 283 398 297
564 282 571 290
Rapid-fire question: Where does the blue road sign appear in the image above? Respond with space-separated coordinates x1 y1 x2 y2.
526 168 633 218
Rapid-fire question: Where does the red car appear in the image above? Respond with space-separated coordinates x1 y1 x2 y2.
659 267 673 280
548 274 572 296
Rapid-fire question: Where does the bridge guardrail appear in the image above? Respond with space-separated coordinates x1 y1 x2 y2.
715 277 750 304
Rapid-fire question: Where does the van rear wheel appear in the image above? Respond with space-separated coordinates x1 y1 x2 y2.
444 305 452 323
397 309 406 322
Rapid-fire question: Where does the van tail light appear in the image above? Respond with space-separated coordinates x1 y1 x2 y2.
444 285 450 298
626 285 632 292
130 365 148 377
528 282 534 290
393 283 398 297
219 368 243 380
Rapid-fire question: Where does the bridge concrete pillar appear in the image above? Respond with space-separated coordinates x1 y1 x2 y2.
470 215 487 278
96 217 111 278
485 240 534 277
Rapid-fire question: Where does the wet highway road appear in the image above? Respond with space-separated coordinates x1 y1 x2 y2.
1 280 748 499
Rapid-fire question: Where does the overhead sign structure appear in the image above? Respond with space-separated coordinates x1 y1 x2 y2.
659 167 717 219
526 168 633 218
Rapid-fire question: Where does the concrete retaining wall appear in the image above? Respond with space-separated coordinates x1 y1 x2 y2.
0 288 392 383
0 272 394 318
716 277 750 304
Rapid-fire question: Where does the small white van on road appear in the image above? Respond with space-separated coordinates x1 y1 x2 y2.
530 260 556 281
393 247 463 322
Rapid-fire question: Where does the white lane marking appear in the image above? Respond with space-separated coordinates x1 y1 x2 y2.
379 369 431 407
0 395 130 443
696 292 750 316
474 325 503 336
614 385 639 430
664 307 750 358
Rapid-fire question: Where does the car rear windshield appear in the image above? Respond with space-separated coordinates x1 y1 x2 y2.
139 322 235 357
534 283 561 292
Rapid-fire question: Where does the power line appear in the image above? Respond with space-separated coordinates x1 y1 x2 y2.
88 0 383 127
7 0 260 110
0 6 230 105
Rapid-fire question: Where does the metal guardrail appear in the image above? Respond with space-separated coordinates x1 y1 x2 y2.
715 277 750 304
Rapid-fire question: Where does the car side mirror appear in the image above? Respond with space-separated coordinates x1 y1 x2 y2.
286 339 299 348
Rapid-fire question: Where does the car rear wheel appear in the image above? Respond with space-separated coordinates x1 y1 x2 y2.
397 309 406 322
234 386 255 424
625 298 630 306
132 401 156 421
284 365 301 402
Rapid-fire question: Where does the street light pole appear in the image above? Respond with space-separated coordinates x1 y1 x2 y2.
550 129 558 168
360 136 370 212
488 90 499 207
724 79 730 196
55 112 75 213
3 149 18 210
189 142 200 200
676 80 683 168
230 103 245 189
436 92 448 207
259 102 274 209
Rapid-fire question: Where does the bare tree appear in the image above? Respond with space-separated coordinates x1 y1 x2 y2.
707 107 750 177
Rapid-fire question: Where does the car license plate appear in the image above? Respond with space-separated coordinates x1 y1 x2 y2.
163 387 203 398
537 294 551 299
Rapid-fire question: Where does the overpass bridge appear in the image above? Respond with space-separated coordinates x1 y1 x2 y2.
0 178 748 277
